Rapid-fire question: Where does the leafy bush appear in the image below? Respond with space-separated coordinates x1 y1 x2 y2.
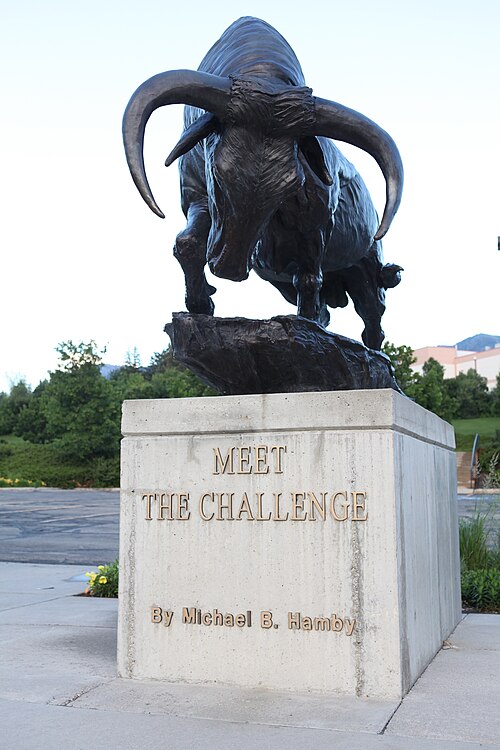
0 436 119 488
0 441 13 459
459 509 500 612
0 476 46 488
85 560 119 598
459 513 492 571
461 569 500 611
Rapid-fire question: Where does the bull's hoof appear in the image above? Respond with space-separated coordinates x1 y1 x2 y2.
165 313 401 395
185 291 215 316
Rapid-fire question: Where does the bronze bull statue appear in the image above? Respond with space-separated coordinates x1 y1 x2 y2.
123 16 404 350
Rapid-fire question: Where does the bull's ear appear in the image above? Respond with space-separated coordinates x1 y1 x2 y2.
299 136 333 186
165 113 218 166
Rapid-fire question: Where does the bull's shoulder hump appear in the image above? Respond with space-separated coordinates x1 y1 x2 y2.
197 17 306 85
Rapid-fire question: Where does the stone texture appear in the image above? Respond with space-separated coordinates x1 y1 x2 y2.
119 389 461 699
165 313 400 394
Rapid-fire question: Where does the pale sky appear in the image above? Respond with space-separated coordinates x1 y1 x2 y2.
1 0 498 391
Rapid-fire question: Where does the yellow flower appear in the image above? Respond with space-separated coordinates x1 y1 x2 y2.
99 576 107 585
98 565 105 571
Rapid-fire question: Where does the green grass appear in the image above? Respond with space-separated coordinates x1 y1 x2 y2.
452 417 500 451
460 511 500 612
0 435 119 488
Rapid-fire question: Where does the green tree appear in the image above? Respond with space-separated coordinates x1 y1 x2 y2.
109 369 154 401
411 358 455 421
381 342 418 393
450 369 492 419
41 341 121 462
491 373 500 417
147 348 216 398
0 380 32 435
15 381 49 443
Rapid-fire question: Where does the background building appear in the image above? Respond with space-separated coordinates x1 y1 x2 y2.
413 334 500 390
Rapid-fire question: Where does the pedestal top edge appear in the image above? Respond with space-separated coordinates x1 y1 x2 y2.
121 390 455 448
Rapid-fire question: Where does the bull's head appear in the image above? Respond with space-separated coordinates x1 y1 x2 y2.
123 69 403 280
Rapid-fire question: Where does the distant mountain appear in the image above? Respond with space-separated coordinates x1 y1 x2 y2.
455 334 500 352
100 364 120 379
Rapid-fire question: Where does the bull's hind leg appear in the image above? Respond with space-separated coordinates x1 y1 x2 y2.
340 248 386 350
174 203 216 315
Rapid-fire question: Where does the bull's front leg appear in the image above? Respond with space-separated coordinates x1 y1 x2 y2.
174 202 216 315
293 230 327 325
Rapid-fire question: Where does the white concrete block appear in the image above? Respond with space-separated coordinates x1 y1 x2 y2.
118 389 461 699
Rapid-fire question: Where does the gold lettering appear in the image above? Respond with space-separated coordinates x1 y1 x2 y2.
199 493 215 521
302 616 313 631
216 492 234 521
163 610 173 627
213 447 234 475
270 445 287 473
237 446 252 474
236 492 255 520
272 492 289 521
224 614 235 627
202 612 212 625
235 613 246 627
288 612 301 629
177 492 191 520
213 609 223 625
345 618 356 636
255 445 269 474
157 493 173 521
331 491 349 521
182 607 196 624
261 611 273 629
151 606 162 623
308 492 327 521
291 492 307 521
331 614 343 632
256 492 271 521
314 617 330 631
143 493 154 521
352 491 368 521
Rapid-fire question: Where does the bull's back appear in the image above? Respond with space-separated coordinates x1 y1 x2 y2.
197 17 306 85
181 18 306 189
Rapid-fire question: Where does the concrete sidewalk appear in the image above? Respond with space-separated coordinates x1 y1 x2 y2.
0 562 499 749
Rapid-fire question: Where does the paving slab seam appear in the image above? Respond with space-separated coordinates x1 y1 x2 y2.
66 707 387 738
66 698 390 736
379 699 403 734
0 594 83 613
55 679 117 708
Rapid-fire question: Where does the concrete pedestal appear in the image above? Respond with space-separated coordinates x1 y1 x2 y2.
118 389 461 699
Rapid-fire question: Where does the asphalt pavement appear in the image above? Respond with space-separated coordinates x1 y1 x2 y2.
0 488 119 565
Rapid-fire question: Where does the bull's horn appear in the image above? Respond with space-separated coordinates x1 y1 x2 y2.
165 112 218 167
123 70 231 217
313 98 404 239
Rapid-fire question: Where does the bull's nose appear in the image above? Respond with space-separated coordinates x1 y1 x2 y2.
207 244 250 282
